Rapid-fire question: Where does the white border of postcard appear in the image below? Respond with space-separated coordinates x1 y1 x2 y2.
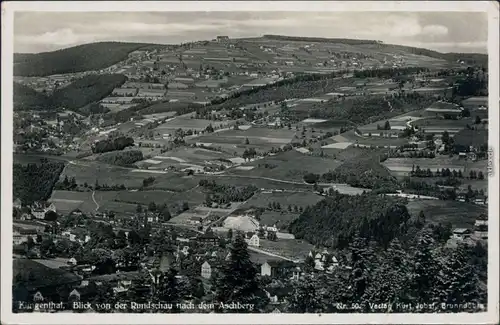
2 1 499 324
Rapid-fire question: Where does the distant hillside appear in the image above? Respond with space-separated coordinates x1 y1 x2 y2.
14 74 127 112
262 34 380 45
261 34 487 66
13 82 51 111
13 42 163 76
379 43 488 66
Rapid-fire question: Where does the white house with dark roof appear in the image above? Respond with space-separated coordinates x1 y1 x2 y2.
246 234 260 247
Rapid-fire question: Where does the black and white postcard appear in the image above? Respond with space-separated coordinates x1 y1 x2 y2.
1 1 499 324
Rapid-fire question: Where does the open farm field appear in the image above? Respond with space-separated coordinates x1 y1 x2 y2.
60 161 157 188
259 238 314 262
155 147 233 162
32 258 70 270
412 117 473 130
112 188 205 208
459 179 488 193
249 251 284 265
195 174 314 191
13 154 69 165
453 129 488 147
142 111 178 121
241 191 323 210
154 117 227 132
406 200 487 228
225 126 296 139
239 191 324 228
96 200 138 215
137 147 235 170
231 150 342 181
49 190 97 215
189 127 295 148
311 119 355 130
60 160 197 191
333 130 408 148
256 210 301 230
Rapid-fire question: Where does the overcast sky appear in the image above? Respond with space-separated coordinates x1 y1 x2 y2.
14 11 488 54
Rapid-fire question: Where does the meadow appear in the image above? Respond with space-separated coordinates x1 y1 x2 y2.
230 150 343 181
406 200 487 228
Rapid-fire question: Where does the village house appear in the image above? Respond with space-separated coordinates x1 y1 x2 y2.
189 216 203 225
201 261 212 279
147 214 160 223
30 201 56 219
13 227 38 245
13 197 22 209
245 233 260 247
216 35 229 42
452 228 472 241
33 291 44 302
309 249 339 272
62 228 91 244
474 214 488 239
474 195 487 205
260 260 297 278
196 230 219 246
68 289 81 302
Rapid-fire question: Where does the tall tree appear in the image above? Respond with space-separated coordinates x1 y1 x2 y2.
409 228 440 307
286 274 324 313
435 244 484 310
213 232 269 313
156 268 181 313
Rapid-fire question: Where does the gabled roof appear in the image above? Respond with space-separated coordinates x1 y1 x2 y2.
453 228 471 234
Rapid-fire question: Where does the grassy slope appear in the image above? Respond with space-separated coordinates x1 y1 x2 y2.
14 42 164 76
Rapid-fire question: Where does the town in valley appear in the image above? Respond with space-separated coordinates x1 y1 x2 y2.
11 12 490 314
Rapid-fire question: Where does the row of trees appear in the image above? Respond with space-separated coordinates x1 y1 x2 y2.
200 179 258 205
286 230 486 312
91 136 134 154
410 165 484 180
96 150 144 167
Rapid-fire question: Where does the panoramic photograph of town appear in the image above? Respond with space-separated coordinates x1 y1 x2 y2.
8 8 493 316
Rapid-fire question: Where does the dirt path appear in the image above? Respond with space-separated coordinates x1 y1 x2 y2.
91 191 100 212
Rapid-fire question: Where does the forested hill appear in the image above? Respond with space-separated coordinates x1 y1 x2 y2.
288 192 410 249
14 74 127 113
13 82 51 111
14 42 163 76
